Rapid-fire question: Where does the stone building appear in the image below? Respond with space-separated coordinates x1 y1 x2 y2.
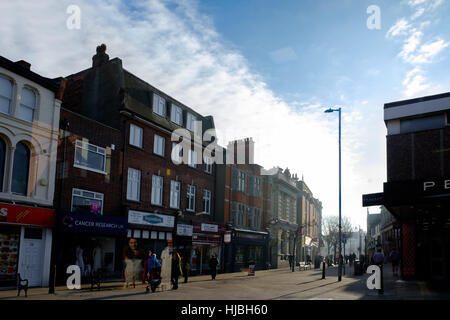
263 167 299 269
0 55 65 287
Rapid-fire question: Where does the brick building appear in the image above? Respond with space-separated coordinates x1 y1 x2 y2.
58 45 222 279
215 138 270 272
363 92 450 284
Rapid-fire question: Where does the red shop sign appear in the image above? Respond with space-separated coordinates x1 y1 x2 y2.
0 203 55 227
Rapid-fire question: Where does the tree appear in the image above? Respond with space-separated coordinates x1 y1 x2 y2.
322 216 353 263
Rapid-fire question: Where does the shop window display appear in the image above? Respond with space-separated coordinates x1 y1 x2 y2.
0 227 20 285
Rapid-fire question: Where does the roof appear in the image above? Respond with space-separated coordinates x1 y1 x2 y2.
0 55 61 94
384 92 450 109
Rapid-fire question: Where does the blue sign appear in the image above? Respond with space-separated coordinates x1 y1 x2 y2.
342 237 347 244
57 211 127 236
143 214 164 225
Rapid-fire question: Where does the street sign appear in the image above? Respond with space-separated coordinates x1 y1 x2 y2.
342 237 347 244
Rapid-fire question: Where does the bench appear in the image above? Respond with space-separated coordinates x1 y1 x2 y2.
298 262 312 271
17 273 29 297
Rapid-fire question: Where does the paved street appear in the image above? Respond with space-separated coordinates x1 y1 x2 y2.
2 263 450 300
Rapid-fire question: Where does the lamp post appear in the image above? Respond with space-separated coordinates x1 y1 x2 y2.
324 107 342 282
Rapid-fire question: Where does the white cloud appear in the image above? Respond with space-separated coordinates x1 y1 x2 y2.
402 67 430 97
0 0 383 228
386 18 411 38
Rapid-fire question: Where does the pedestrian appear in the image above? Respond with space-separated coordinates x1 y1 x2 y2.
389 248 400 276
171 251 183 290
122 238 143 288
372 249 384 267
288 255 294 269
144 250 161 293
183 254 189 283
209 254 219 280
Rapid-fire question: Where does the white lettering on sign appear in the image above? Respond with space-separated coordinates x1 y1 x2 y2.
0 207 7 217
201 223 218 233
424 181 435 191
366 265 381 290
445 180 450 189
66 265 81 290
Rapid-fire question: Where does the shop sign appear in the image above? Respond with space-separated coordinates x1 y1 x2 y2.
224 232 232 244
177 224 193 236
57 211 127 236
201 223 218 233
128 210 174 228
0 203 55 227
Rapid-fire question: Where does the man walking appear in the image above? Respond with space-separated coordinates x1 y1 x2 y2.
209 254 219 280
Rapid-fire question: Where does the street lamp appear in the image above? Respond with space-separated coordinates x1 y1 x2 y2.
324 107 342 282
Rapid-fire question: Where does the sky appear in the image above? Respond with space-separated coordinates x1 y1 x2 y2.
1 0 449 230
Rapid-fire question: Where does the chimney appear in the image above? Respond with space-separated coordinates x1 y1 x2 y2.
15 60 31 70
92 44 109 68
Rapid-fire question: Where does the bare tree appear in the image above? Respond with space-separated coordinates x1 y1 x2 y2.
322 216 353 263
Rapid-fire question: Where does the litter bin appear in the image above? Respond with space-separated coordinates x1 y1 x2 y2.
248 264 255 276
354 260 363 276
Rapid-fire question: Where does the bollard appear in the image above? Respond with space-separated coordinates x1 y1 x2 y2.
322 261 326 279
378 264 384 295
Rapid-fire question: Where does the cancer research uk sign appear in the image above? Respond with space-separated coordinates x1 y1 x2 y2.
57 211 127 236
128 210 175 228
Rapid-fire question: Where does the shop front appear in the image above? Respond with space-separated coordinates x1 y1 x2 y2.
191 221 225 275
173 222 194 275
0 202 55 288
127 210 175 259
363 178 450 283
226 228 269 273
54 211 127 285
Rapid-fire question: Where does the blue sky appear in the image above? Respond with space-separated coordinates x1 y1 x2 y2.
1 0 449 230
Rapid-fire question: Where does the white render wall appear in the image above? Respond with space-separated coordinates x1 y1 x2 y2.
0 66 61 207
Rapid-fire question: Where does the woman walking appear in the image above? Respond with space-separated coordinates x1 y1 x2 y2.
144 250 161 293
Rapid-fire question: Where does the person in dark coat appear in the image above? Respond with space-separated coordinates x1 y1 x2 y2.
209 254 219 280
183 254 189 283
171 251 182 290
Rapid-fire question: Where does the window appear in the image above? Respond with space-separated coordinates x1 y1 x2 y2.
127 168 141 201
18 87 36 122
186 185 196 212
0 138 5 192
11 142 30 195
171 142 182 164
71 188 104 214
171 103 183 125
254 208 261 229
400 114 445 134
238 171 246 192
188 150 197 168
151 175 163 206
186 112 197 131
204 157 212 174
248 208 254 229
153 135 165 157
0 75 13 115
74 140 107 174
231 202 237 225
202 189 211 214
129 124 143 148
153 93 166 117
170 180 181 209
254 177 261 197
237 203 246 227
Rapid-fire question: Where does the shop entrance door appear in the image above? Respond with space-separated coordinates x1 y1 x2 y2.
19 228 43 287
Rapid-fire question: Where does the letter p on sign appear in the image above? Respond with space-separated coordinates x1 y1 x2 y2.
366 265 381 290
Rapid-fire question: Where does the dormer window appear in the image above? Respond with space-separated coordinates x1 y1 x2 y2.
186 112 197 131
171 103 183 125
153 93 166 117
